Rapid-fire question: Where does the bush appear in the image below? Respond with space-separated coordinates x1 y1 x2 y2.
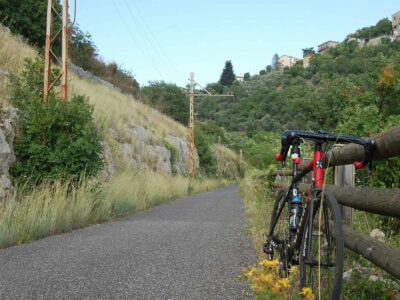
9 58 102 182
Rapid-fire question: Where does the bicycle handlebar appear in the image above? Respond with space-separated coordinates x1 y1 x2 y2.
275 130 376 169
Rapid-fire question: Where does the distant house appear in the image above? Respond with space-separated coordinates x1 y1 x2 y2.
393 10 400 39
278 55 300 69
317 41 339 53
235 74 244 82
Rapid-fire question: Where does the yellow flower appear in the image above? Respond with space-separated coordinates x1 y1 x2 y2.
300 287 314 300
289 265 298 277
277 278 289 289
259 259 279 268
258 273 274 286
242 266 257 279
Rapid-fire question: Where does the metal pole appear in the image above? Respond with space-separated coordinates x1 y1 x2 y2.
61 0 69 101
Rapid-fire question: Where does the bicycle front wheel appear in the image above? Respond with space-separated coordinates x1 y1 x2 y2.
266 189 290 272
299 190 344 300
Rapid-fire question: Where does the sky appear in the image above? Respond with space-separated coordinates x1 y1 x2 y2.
74 1 400 87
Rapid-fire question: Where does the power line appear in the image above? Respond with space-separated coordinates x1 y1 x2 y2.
122 0 176 80
127 1 180 79
111 0 166 81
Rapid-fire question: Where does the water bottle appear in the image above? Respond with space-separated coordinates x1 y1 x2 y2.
289 195 302 231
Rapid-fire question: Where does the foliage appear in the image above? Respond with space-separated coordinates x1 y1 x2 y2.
0 170 229 248
162 138 178 174
219 60 236 86
244 72 251 81
0 1 139 96
271 53 281 70
8 58 102 182
302 48 315 57
242 260 312 300
195 122 217 175
141 81 189 124
0 0 62 51
351 18 393 40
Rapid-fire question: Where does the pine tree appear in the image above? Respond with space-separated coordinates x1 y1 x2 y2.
271 54 281 70
219 60 236 86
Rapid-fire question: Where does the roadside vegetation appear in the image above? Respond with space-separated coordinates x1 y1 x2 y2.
231 18 400 299
0 171 228 248
0 23 234 249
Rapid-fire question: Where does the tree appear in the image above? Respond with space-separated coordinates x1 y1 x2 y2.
0 0 62 50
141 81 189 124
302 48 315 57
271 53 281 70
243 72 251 81
219 60 236 86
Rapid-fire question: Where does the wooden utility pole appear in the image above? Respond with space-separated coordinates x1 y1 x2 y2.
188 72 196 177
187 73 234 177
44 0 69 103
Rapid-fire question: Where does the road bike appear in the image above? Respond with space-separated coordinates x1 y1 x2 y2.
263 130 375 299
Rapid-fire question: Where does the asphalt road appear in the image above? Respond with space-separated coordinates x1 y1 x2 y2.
0 185 254 299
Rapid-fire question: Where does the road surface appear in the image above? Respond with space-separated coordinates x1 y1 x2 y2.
0 185 254 299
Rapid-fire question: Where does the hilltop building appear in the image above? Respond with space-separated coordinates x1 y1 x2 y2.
393 10 400 39
318 41 339 53
278 55 300 69
235 74 244 82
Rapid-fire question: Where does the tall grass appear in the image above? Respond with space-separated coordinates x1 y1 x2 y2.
239 168 276 258
69 73 188 140
0 30 37 75
0 171 229 248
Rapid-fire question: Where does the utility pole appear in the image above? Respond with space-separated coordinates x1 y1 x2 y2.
187 72 234 177
188 72 196 177
44 0 69 103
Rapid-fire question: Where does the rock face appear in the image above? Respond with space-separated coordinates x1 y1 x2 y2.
98 124 193 179
0 107 17 198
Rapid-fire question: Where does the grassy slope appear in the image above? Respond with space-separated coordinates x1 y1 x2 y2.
0 29 231 248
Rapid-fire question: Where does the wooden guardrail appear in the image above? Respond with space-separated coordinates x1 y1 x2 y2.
272 125 400 279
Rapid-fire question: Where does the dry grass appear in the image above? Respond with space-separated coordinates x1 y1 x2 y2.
0 170 229 248
0 29 187 140
0 29 37 75
69 72 187 140
213 144 248 179
239 169 275 258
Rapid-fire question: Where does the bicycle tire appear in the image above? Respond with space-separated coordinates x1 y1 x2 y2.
267 189 290 273
299 190 344 300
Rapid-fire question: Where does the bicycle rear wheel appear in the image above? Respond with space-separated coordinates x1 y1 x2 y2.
299 191 344 300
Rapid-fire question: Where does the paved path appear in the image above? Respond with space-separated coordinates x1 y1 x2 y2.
0 185 254 299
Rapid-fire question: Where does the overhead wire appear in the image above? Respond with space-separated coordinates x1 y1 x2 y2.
127 1 180 79
111 0 166 80
122 0 176 80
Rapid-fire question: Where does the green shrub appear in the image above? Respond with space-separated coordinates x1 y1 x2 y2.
9 58 102 182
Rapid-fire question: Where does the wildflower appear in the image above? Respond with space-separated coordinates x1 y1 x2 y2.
300 287 315 300
289 265 298 278
259 259 279 268
278 278 289 289
243 266 257 279
258 273 273 286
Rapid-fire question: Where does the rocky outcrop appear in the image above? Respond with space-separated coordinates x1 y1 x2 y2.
69 64 121 93
99 124 192 178
0 107 17 198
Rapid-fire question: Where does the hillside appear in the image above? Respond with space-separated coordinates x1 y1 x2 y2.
0 27 191 178
198 39 400 138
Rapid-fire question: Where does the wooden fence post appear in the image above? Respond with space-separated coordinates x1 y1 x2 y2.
333 145 355 224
